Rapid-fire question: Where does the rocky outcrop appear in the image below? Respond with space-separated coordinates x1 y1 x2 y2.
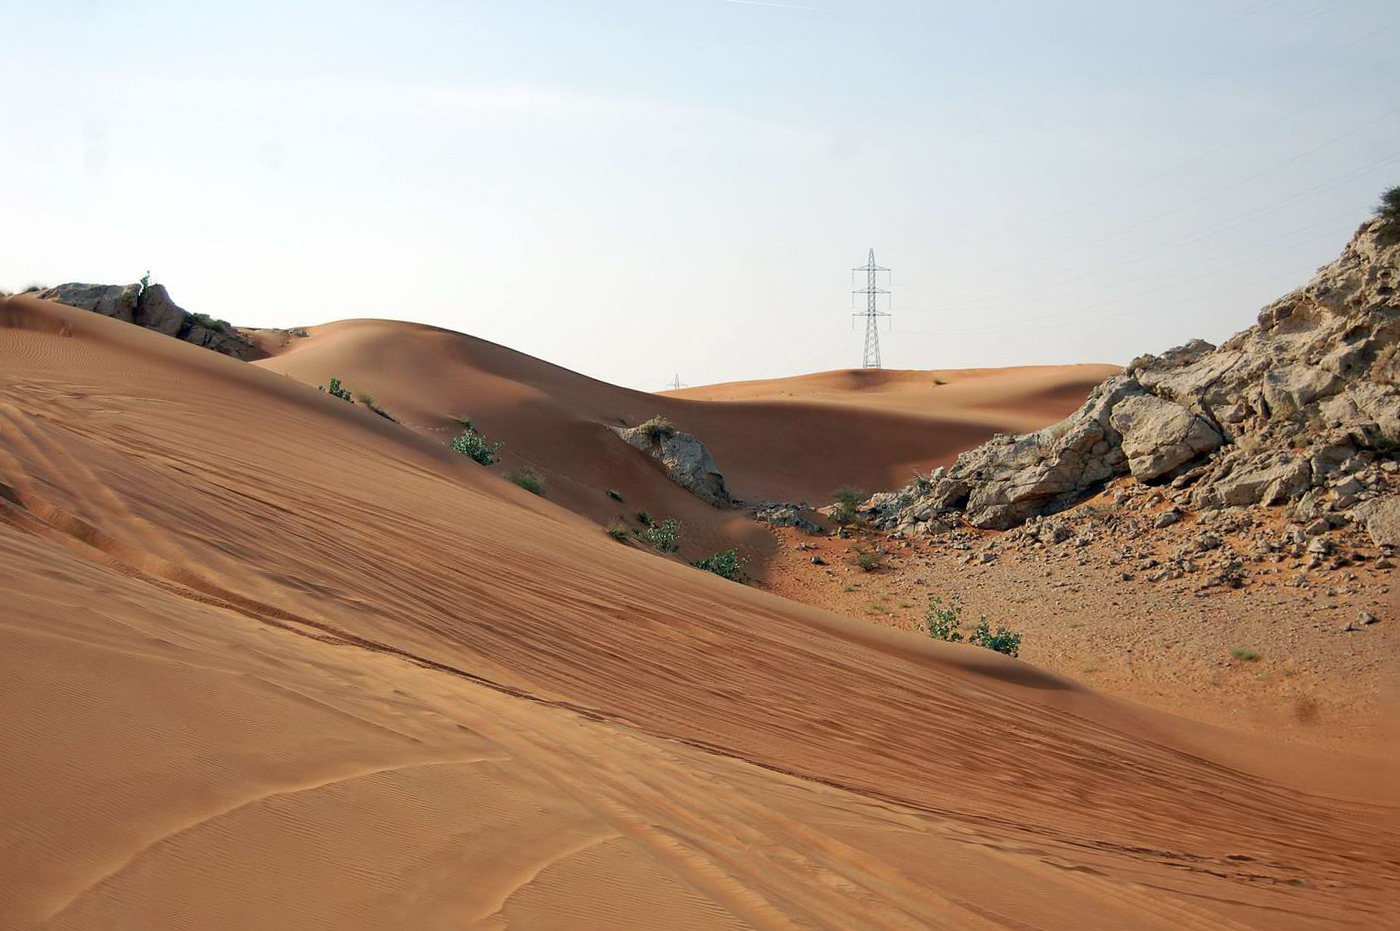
868 217 1400 532
613 422 735 507
36 282 259 360
755 504 822 534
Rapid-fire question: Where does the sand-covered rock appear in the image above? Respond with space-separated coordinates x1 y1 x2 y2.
614 421 735 507
869 217 1400 531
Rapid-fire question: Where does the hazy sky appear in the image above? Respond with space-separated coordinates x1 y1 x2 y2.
3 1 1398 389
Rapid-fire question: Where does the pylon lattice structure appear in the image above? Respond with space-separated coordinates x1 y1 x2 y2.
666 373 687 391
852 248 891 369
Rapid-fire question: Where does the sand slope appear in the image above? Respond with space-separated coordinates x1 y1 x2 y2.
1 295 1396 929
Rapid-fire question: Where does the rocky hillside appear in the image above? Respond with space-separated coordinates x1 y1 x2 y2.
33 282 262 359
868 216 1400 548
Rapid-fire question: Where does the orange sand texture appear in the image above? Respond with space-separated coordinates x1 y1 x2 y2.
1 296 1395 930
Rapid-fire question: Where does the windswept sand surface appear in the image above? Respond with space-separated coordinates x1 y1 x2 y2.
2 297 1397 929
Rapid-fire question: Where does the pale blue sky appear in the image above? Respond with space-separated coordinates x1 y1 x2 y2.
2 1 1397 388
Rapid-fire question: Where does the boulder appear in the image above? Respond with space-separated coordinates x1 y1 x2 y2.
1361 496 1400 548
614 424 735 507
134 284 186 336
1109 394 1222 481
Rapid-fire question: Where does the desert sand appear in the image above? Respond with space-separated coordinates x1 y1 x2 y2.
2 295 1397 929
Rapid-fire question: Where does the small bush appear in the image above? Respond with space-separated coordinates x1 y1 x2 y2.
925 596 964 642
639 414 677 445
320 377 354 402
850 548 883 572
924 595 1021 657
450 429 503 465
968 620 1022 658
354 391 375 406
456 415 474 431
1375 184 1400 246
606 522 630 541
22 284 45 293
693 548 750 582
638 517 682 552
831 486 865 525
607 489 624 502
189 311 230 333
911 470 934 493
1230 647 1260 662
507 466 545 496
635 510 654 527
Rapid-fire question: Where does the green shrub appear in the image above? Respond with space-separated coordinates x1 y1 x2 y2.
450 429 503 465
456 415 474 431
693 548 749 582
320 377 354 402
831 486 865 525
850 548 883 572
924 595 1022 657
507 466 545 496
638 517 682 552
1375 185 1400 246
969 620 1022 658
635 510 654 527
606 522 630 541
925 596 964 642
639 414 677 444
189 311 230 333
911 470 934 493
1230 647 1260 662
607 489 624 502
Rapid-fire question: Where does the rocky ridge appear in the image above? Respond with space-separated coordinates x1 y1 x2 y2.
34 282 262 359
867 218 1400 556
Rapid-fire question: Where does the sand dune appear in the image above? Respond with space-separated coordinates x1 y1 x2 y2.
1 295 1396 929
253 320 1111 513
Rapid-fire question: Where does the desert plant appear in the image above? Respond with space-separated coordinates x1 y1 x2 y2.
924 595 1022 657
456 415 474 431
354 391 375 406
21 283 44 293
450 429 503 465
189 311 229 333
638 517 682 552
831 486 865 525
639 414 677 445
320 377 354 402
1375 185 1400 246
606 522 630 541
607 489 625 502
693 548 750 582
911 470 934 493
850 548 883 572
925 596 965 642
507 466 545 496
635 510 654 527
1230 647 1260 662
968 619 1023 658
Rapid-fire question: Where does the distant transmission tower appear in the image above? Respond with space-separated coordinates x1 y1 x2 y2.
666 373 687 391
852 248 891 369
